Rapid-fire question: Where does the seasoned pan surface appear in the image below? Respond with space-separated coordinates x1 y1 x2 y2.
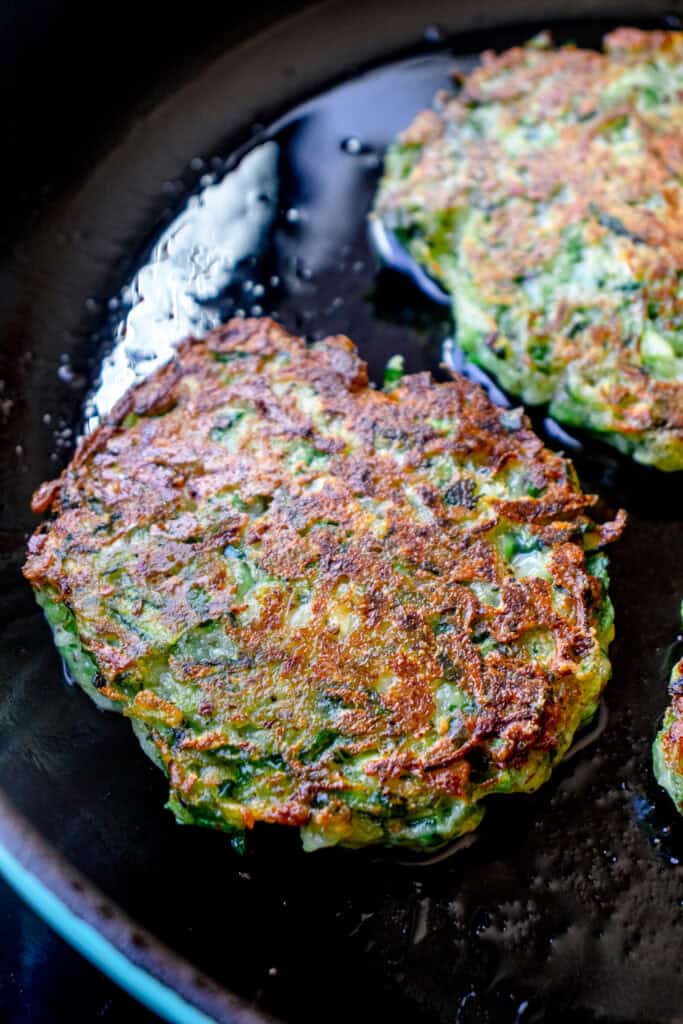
1 5 682 1022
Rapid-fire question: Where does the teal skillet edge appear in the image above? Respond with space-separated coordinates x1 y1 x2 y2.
0 792 274 1024
0 838 217 1024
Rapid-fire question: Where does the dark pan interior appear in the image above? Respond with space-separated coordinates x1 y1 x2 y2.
1 3 683 1022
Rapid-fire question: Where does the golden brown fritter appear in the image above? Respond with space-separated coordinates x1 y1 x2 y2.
25 318 623 851
654 608 683 812
374 28 683 470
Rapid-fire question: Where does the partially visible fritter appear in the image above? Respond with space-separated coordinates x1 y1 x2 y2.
653 605 683 811
374 28 683 470
24 318 624 852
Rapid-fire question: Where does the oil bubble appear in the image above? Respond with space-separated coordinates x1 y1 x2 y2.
295 260 313 282
341 137 363 155
424 24 444 43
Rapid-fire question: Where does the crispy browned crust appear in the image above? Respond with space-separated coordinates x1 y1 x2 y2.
378 28 683 466
661 694 683 769
24 319 623 829
656 650 683 810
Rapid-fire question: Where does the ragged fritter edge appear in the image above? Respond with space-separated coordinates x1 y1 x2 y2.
653 606 683 812
374 27 683 471
24 317 625 852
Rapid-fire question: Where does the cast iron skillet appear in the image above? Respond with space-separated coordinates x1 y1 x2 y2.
1 2 683 1021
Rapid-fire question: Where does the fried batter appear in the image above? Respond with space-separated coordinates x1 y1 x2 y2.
653 606 683 812
25 318 623 851
374 28 683 470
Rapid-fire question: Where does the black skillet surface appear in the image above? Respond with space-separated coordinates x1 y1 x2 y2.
1 2 683 1022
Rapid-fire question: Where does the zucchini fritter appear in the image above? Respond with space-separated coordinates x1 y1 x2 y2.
24 318 624 852
374 28 683 470
653 606 683 812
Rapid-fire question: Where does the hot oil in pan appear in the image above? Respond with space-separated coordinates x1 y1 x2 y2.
62 19 683 1024
83 50 461 429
